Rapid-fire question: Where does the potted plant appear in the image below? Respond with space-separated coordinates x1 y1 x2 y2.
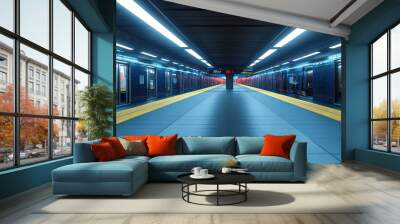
79 84 113 140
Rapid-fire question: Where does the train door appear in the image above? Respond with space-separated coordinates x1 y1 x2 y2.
304 66 313 96
335 61 342 104
146 67 156 98
117 63 129 105
165 70 171 95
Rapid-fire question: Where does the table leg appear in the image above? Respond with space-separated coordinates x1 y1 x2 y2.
195 184 198 192
217 184 219 206
245 183 247 201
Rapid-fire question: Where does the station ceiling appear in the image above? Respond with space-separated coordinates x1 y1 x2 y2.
117 0 341 72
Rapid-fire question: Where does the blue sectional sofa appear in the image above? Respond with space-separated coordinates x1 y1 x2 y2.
52 137 307 196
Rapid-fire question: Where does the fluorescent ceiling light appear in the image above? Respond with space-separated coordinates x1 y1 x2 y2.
161 58 170 62
179 64 184 66
172 62 179 65
329 43 341 49
274 28 306 48
117 0 188 48
116 43 133 50
185 49 203 60
292 51 320 61
140 51 157 58
258 49 277 60
281 62 289 65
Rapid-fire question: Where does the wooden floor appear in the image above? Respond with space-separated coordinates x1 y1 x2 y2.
1 162 400 224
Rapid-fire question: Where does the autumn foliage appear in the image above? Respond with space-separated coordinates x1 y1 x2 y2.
0 85 59 151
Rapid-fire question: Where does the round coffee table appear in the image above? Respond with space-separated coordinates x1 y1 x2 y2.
177 173 255 206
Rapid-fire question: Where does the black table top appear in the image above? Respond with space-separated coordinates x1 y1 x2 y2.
177 172 255 185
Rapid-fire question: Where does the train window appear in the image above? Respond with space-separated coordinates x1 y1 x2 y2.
370 21 400 153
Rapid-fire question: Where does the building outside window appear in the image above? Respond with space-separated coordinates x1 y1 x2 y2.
0 0 91 170
371 22 400 153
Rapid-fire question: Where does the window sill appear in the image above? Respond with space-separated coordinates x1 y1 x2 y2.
0 156 72 175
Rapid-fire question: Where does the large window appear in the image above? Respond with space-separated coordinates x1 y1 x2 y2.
0 0 91 170
371 23 400 153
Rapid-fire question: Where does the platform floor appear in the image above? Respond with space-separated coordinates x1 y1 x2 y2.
117 85 341 163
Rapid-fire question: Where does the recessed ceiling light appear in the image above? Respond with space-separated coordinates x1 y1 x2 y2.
185 49 203 60
117 0 188 48
140 51 157 58
329 43 341 49
292 51 320 61
274 28 306 48
258 49 277 60
116 43 133 50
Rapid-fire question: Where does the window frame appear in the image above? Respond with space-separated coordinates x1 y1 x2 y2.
0 0 92 171
370 20 400 154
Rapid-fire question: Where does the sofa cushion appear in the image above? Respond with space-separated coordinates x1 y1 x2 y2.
236 155 293 172
53 158 147 183
91 142 118 162
149 154 235 172
101 137 127 158
235 137 264 155
260 135 296 159
180 137 235 155
119 138 147 156
147 135 178 157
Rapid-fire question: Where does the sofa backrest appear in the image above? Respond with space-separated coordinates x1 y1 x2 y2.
73 139 100 163
235 137 264 155
179 137 235 155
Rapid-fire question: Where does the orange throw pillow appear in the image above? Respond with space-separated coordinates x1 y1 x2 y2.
260 134 296 159
101 137 127 158
147 135 178 157
91 142 117 162
124 135 148 142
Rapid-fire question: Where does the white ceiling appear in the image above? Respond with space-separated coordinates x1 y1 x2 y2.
163 0 384 38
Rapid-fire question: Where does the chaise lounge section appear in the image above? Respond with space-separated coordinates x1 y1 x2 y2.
52 136 307 196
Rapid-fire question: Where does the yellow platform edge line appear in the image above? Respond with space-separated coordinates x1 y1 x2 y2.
239 84 341 122
116 85 222 124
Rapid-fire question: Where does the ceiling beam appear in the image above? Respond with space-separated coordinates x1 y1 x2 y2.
330 0 368 27
163 0 351 38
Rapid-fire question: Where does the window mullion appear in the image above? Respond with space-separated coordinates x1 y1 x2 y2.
13 0 21 167
48 0 54 160
387 29 391 152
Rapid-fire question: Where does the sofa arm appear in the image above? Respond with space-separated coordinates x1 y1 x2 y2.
73 140 100 163
290 142 307 182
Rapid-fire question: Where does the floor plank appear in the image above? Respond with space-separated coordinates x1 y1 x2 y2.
1 162 400 224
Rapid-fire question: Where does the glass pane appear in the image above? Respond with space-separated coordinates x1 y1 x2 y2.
391 120 400 153
20 0 49 49
372 121 388 151
0 34 14 112
0 116 14 170
20 44 49 115
53 119 72 157
74 18 89 70
372 33 387 76
0 0 14 31
391 72 400 118
53 0 72 60
391 24 400 70
20 117 49 165
53 59 72 117
74 69 89 118
75 120 88 143
372 76 387 119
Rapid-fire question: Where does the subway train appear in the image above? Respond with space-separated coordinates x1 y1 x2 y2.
236 58 342 106
116 57 224 107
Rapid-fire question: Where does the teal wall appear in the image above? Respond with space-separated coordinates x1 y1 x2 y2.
344 0 400 170
0 0 115 200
